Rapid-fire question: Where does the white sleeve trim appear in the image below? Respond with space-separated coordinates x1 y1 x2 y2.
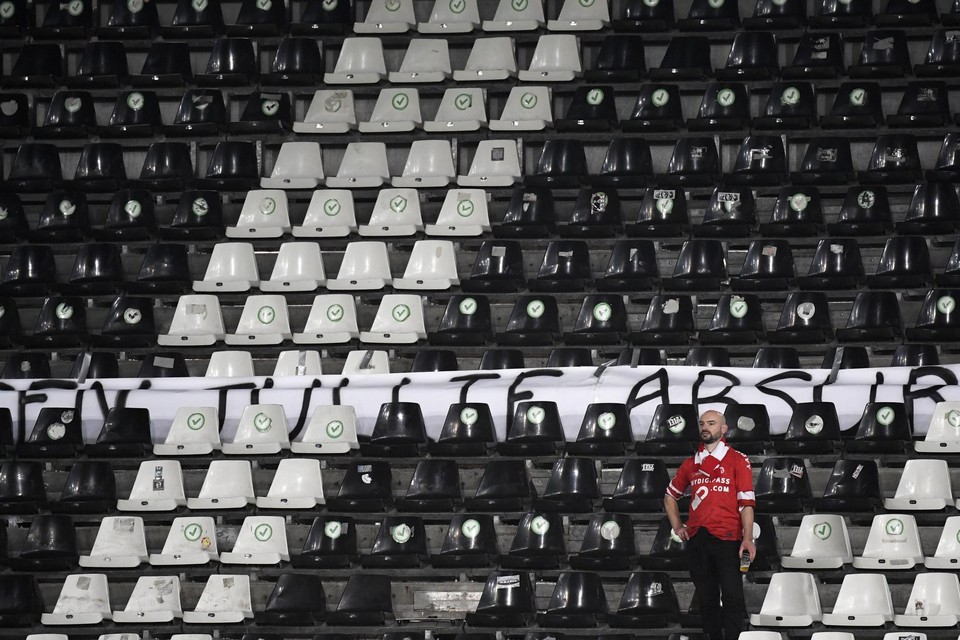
737 491 755 500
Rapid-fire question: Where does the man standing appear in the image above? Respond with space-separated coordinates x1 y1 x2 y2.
664 409 756 640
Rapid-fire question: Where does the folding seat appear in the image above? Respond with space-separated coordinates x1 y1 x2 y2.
361 515 428 568
130 41 193 87
359 294 426 344
418 0 478 31
182 574 253 623
747 573 823 628
457 139 522 186
901 182 960 235
528 139 591 184
431 514 499 567
852 513 923 569
354 0 414 32
256 573 325 626
0 245 57 296
537 571 608 628
867 237 931 289
754 457 811 512
497 295 560 346
36 0 91 38
1 352 51 380
496 187 557 237
664 240 727 291
186 459 255 509
341 349 391 374
836 291 903 342
454 37 518 80
821 574 895 627
325 37 386 84
8 514 77 571
859 134 922 184
844 402 910 454
885 458 955 510
294 189 357 237
782 32 845 79
359 88 422 133
0 93 28 138
149 517 219 566
195 38 258 86
466 459 536 511
230 92 292 133
429 402 497 456
326 142 389 188
101 90 161 138
125 244 190 294
547 0 609 30
357 187 423 235
85 406 151 458
64 244 123 296
136 142 194 190
892 344 938 366
641 517 688 570
622 85 683 132
769 292 834 344
700 294 765 345
636 403 699 455
569 512 637 570
850 31 911 78
6 43 64 87
632 295 696 345
229 0 287 34
77 515 147 568
220 515 289 564
663 137 720 186
887 82 950 128
198 141 259 190
37 91 97 139
625 188 687 238
828 187 891 236
586 35 646 82
483 0 544 30
798 239 864 290
165 90 226 136
100 0 160 37
69 41 129 87
501 511 565 568
41 574 111 625
518 34 582 81
916 401 960 453
754 82 816 130
327 460 393 511
226 295 292 345
687 83 749 131
326 574 394 625
925 516 960 568
650 36 713 79
906 289 960 341
0 574 43 626
136 352 190 378
466 570 536 626
607 571 680 628
916 29 960 77
940 239 960 286
23 296 87 348
18 406 83 457
781 514 853 569
0 0 29 37
117 460 185 511
293 0 352 33
223 404 290 454
3 143 62 192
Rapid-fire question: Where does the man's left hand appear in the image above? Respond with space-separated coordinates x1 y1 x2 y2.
739 539 756 561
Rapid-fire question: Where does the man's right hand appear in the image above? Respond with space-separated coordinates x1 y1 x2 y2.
674 524 690 541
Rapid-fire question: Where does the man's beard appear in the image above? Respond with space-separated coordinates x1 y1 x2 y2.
700 431 719 444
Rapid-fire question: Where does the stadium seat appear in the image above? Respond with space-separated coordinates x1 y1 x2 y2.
187 460 255 509
755 82 817 129
432 514 499 567
665 137 720 186
425 88 487 132
916 401 960 452
112 575 182 623
466 459 536 511
623 85 683 132
775 402 841 454
815 459 882 512
781 514 853 569
820 574 894 626
41 574 111 625
117 460 186 511
651 36 712 79
294 189 357 237
182 574 253 623
256 573 325 626
850 30 911 78
149 517 219 566
754 457 812 512
853 513 923 569
884 458 955 510
538 571 608 627
688 83 749 130
325 38 387 84
220 515 289 564
642 517 688 570
636 403 699 454
501 511 565 568
327 574 393 625
261 242 325 292
770 292 834 344
749 572 823 626
924 516 960 569
571 513 638 570
397 459 461 511
328 460 393 511
362 515 428 568
466 571 536 626
664 239 727 291
9 514 78 571
700 294 765 345
158 295 225 346
86 406 151 457
196 38 257 86
537 457 601 513
79 516 147 568
292 515 358 568
519 34 582 81
154 407 221 456
498 295 561 346
597 240 659 291
610 571 680 628
633 295 696 345
50 461 115 514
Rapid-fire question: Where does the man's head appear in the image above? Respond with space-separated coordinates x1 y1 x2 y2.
699 410 728 445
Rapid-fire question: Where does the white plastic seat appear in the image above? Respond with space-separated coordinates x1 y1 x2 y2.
884 458 955 510
260 242 325 292
154 407 221 456
192 243 260 292
389 38 453 82
809 634 855 640
739 634 784 640
325 38 387 84
293 294 360 344
220 516 289 565
419 0 479 32
158 295 226 346
187 460 256 509
79 517 148 568
424 88 487 132
359 88 422 133
227 190 291 238
182 574 253 624
342 349 391 374
118 460 186 511
169 636 213 640
392 140 456 188
293 90 357 134
273 349 323 376
489 86 553 131
882 634 925 640
924 516 960 569
749 572 822 627
293 189 358 238
326 241 393 290
453 37 517 81
457 139 522 186
547 0 609 30
483 0 544 30
326 142 390 188
112 576 182 623
359 293 427 344
256 458 326 508
518 34 582 82
424 188 492 236
915 401 960 453
25 635 69 640
149 517 219 566
204 350 255 378
821 574 894 627
853 513 924 570
222 404 290 454
780 514 853 569
261 142 324 189
354 0 415 32
358 188 424 236
393 240 459 290
225 295 293 345
894 573 960 627
42 574 112 625
292 404 360 454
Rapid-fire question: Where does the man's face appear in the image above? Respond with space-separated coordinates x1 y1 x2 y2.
699 411 727 444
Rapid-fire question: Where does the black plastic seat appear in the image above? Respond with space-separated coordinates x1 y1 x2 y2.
529 240 591 292
636 403 699 455
700 294 765 345
163 0 224 37
564 294 629 344
396 459 461 512
462 241 524 293
429 403 496 457
495 188 557 238
860 134 922 184
6 43 64 87
770 292 834 344
3 143 62 192
744 0 804 28
326 574 393 626
538 571 608 628
753 346 800 368
161 190 222 238
100 0 160 37
36 0 92 38
2 353 51 379
497 296 561 346
846 401 911 453
85 406 152 457
604 459 670 513
684 346 730 367
70 351 120 379
362 515 428 568
101 90 161 138
137 352 190 377
69 41 128 87
8 514 77 571
679 0 739 29
907 289 960 341
73 143 126 192
594 140 652 188
929 133 960 182
916 29 960 77
0 299 21 348
229 0 287 34
526 140 589 187
0 93 30 138
93 189 154 241
868 237 931 288
798 238 865 290
571 513 637 571
664 240 727 291
586 36 646 82
821 345 870 369
698 187 757 237
891 344 938 366
716 32 778 80
265 37 324 84
33 191 87 242
754 457 812 512
362 402 427 457
0 0 30 37
755 82 817 130
568 403 633 456
501 511 565 569
131 42 193 87
726 135 787 186
597 240 659 291
327 460 393 512
615 0 675 30
65 243 123 295
37 90 97 138
0 245 58 295
19 406 83 457
196 38 257 86
432 514 499 568
782 32 844 79
498 400 563 456
850 31 911 78
536 457 601 513
466 571 536 627
562 187 623 236
687 83 749 131
230 91 292 133
293 0 352 33
810 0 871 26
466 459 536 511
627 188 688 237
774 402 841 454
478 349 524 370
428 295 492 346
291 515 358 568
124 244 191 293
166 89 226 136
878 0 935 23
632 295 696 345
888 82 950 128
836 291 903 342
761 188 823 237
790 137 854 184
814 459 882 512
556 86 619 132
622 85 683 132
137 142 194 191
197 141 258 189
722 404 769 454
410 349 458 372
25 296 86 347
546 347 592 367
900 183 960 235
610 571 680 628
256 574 325 626
641 517 688 569
0 461 46 513
0 575 43 626
663 137 719 186
650 37 712 79
939 238 960 287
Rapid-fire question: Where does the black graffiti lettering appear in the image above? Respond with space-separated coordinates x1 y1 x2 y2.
755 371 812 412
506 369 564 425
904 366 958 424
625 368 669 412
332 378 349 405
392 377 412 404
289 379 323 441
693 369 740 407
450 373 501 404
215 383 258 432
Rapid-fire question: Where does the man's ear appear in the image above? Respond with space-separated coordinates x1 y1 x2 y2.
721 422 729 435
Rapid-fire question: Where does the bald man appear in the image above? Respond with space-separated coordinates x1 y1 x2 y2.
664 410 756 640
